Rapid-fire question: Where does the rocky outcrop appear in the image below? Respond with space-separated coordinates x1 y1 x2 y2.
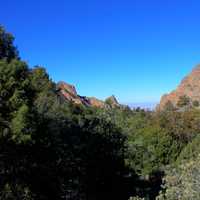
57 81 83 105
87 97 106 108
57 81 77 96
105 95 120 108
157 65 200 110
56 81 121 108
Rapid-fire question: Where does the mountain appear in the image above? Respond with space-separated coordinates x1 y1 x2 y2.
56 81 121 108
157 65 200 110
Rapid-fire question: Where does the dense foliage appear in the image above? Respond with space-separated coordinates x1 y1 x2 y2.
157 155 200 200
1 25 200 200
0 26 19 61
0 58 132 199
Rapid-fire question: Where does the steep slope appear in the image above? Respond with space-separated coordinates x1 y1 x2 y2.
158 65 200 110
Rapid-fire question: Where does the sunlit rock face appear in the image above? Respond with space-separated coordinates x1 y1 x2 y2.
157 65 200 110
56 81 120 108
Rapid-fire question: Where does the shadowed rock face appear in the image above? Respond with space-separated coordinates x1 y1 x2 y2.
157 65 200 110
56 81 120 108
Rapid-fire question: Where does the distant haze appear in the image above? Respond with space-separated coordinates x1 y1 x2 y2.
125 102 158 110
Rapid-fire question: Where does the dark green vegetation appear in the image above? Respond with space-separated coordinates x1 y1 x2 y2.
1 26 200 200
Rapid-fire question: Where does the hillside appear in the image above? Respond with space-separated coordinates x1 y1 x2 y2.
157 65 200 110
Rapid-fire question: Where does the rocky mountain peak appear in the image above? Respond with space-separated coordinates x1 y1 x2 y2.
105 95 119 107
57 81 77 96
56 82 121 109
157 65 200 110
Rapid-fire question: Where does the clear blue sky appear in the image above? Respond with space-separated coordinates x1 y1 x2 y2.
1 0 200 103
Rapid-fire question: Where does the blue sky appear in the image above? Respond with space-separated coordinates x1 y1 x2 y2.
1 0 200 103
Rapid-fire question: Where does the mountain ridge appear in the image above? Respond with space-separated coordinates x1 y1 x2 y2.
56 81 121 109
157 65 200 110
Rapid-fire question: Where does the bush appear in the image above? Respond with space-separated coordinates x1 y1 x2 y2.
177 95 190 107
157 155 200 200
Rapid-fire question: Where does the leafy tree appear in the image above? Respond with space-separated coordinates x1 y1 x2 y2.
155 109 200 143
0 25 19 61
126 125 179 176
10 104 32 143
176 134 200 164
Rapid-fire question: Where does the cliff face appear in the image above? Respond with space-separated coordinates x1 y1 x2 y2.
57 81 83 104
158 65 200 110
56 81 120 108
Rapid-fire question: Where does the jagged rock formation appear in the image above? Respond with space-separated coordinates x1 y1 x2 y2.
57 81 83 104
105 95 120 108
56 81 120 108
157 65 200 110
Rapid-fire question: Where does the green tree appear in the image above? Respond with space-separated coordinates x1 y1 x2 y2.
11 104 32 143
0 25 19 61
176 134 200 164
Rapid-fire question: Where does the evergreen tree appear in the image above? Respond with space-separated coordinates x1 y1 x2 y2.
0 26 19 61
